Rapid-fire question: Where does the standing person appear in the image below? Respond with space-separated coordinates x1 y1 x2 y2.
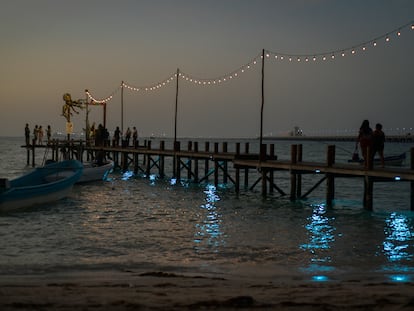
125 127 131 146
25 123 30 146
95 124 104 147
132 126 138 147
114 126 121 147
372 123 385 167
358 119 373 168
38 126 44 145
46 125 52 144
33 125 38 145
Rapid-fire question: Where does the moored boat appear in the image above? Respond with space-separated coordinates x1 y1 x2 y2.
0 160 83 212
77 160 114 183
348 152 406 166
44 159 114 183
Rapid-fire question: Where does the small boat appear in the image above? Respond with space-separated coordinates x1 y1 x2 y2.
0 160 83 212
44 159 114 183
77 160 114 183
348 152 406 166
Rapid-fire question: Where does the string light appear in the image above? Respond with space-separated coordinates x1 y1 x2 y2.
267 20 413 64
179 53 262 86
85 20 413 101
122 73 177 93
85 85 122 104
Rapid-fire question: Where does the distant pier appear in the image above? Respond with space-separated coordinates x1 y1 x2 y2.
23 138 414 211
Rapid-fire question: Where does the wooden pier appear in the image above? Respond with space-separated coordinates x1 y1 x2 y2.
24 139 414 211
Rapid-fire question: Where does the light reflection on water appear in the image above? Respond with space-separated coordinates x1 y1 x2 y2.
194 184 225 252
1 137 414 282
381 212 414 282
300 203 337 281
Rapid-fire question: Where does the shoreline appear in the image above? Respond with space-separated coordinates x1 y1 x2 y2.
1 270 414 310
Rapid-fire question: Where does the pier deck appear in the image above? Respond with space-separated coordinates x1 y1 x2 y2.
23 139 414 210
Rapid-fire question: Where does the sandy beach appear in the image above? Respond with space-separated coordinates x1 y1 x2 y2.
1 270 413 310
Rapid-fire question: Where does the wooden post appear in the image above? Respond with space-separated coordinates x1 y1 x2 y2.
121 81 124 134
173 68 179 151
411 148 414 210
269 144 275 193
204 142 210 182
214 143 219 186
326 145 335 207
159 141 165 178
26 145 30 166
222 142 228 184
194 142 199 183
235 143 240 193
363 176 374 210
31 139 35 167
261 168 267 196
133 153 139 175
187 141 192 180
290 145 297 200
297 144 303 198
122 152 128 172
259 49 265 161
244 142 249 188
175 141 181 180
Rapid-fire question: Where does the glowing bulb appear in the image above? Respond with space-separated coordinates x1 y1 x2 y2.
351 49 355 54
397 31 401 36
373 41 377 46
411 24 414 30
305 57 309 62
385 36 390 42
362 46 366 51
266 53 270 58
289 57 292 61
341 52 345 57
297 57 301 62
280 56 284 60
313 56 316 61
322 56 326 61
331 54 335 59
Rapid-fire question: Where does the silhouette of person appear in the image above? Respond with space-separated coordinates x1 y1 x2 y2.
358 119 373 168
25 123 30 146
372 123 385 167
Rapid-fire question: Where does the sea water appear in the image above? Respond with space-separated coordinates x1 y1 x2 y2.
0 136 413 283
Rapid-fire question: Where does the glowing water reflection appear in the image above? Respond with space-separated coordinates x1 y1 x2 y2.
300 203 337 281
383 213 413 262
381 212 414 282
193 184 225 252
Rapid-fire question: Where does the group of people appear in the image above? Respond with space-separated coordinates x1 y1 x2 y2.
89 124 138 147
358 119 385 168
25 124 52 146
112 126 138 147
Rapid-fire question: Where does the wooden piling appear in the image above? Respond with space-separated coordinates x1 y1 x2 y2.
411 147 414 211
290 145 297 200
326 145 335 207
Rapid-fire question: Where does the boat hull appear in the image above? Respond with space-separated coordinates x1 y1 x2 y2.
77 161 114 183
0 160 83 212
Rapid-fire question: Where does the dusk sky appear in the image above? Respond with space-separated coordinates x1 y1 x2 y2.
1 0 414 138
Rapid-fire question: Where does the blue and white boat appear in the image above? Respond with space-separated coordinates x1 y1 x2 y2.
0 160 83 212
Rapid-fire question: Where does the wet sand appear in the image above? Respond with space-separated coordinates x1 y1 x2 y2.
1 270 414 310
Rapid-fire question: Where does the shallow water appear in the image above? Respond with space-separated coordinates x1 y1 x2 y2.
0 137 413 283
